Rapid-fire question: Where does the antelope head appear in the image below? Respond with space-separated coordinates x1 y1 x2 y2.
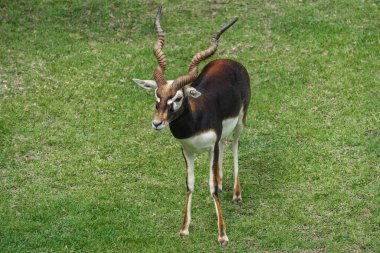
133 6 238 130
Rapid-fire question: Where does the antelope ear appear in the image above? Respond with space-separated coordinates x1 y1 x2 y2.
184 86 202 98
132 79 157 90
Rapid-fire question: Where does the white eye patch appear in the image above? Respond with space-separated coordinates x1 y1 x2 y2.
167 90 183 111
154 88 160 103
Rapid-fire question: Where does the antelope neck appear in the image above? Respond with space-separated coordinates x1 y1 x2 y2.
169 96 198 139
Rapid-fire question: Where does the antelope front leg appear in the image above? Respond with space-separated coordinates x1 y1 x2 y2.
209 143 229 245
179 148 195 237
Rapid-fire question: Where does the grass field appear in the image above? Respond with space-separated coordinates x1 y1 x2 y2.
1 0 379 252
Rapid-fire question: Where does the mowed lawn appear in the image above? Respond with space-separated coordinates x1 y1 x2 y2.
0 1 379 252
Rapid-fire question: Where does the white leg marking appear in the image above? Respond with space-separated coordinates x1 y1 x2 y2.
218 140 225 191
232 136 239 187
180 148 195 236
183 149 195 193
232 110 244 202
184 194 192 235
209 146 215 194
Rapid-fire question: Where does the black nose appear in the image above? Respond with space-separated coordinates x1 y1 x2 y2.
152 120 162 128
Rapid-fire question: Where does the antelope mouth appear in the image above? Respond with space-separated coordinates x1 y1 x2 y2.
152 122 166 131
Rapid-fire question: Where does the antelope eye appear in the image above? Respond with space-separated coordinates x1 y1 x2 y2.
174 96 182 102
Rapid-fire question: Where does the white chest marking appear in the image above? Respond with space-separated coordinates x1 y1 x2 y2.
178 130 217 154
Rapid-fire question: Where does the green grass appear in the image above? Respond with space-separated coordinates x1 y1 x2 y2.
1 0 379 252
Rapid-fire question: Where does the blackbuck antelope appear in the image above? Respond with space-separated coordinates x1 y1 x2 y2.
133 6 250 245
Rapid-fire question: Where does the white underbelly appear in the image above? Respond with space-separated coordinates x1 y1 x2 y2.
177 108 244 154
178 130 217 154
221 117 239 139
176 119 239 154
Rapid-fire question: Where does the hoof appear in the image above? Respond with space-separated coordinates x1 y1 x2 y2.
218 235 229 246
179 229 189 238
232 195 242 204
